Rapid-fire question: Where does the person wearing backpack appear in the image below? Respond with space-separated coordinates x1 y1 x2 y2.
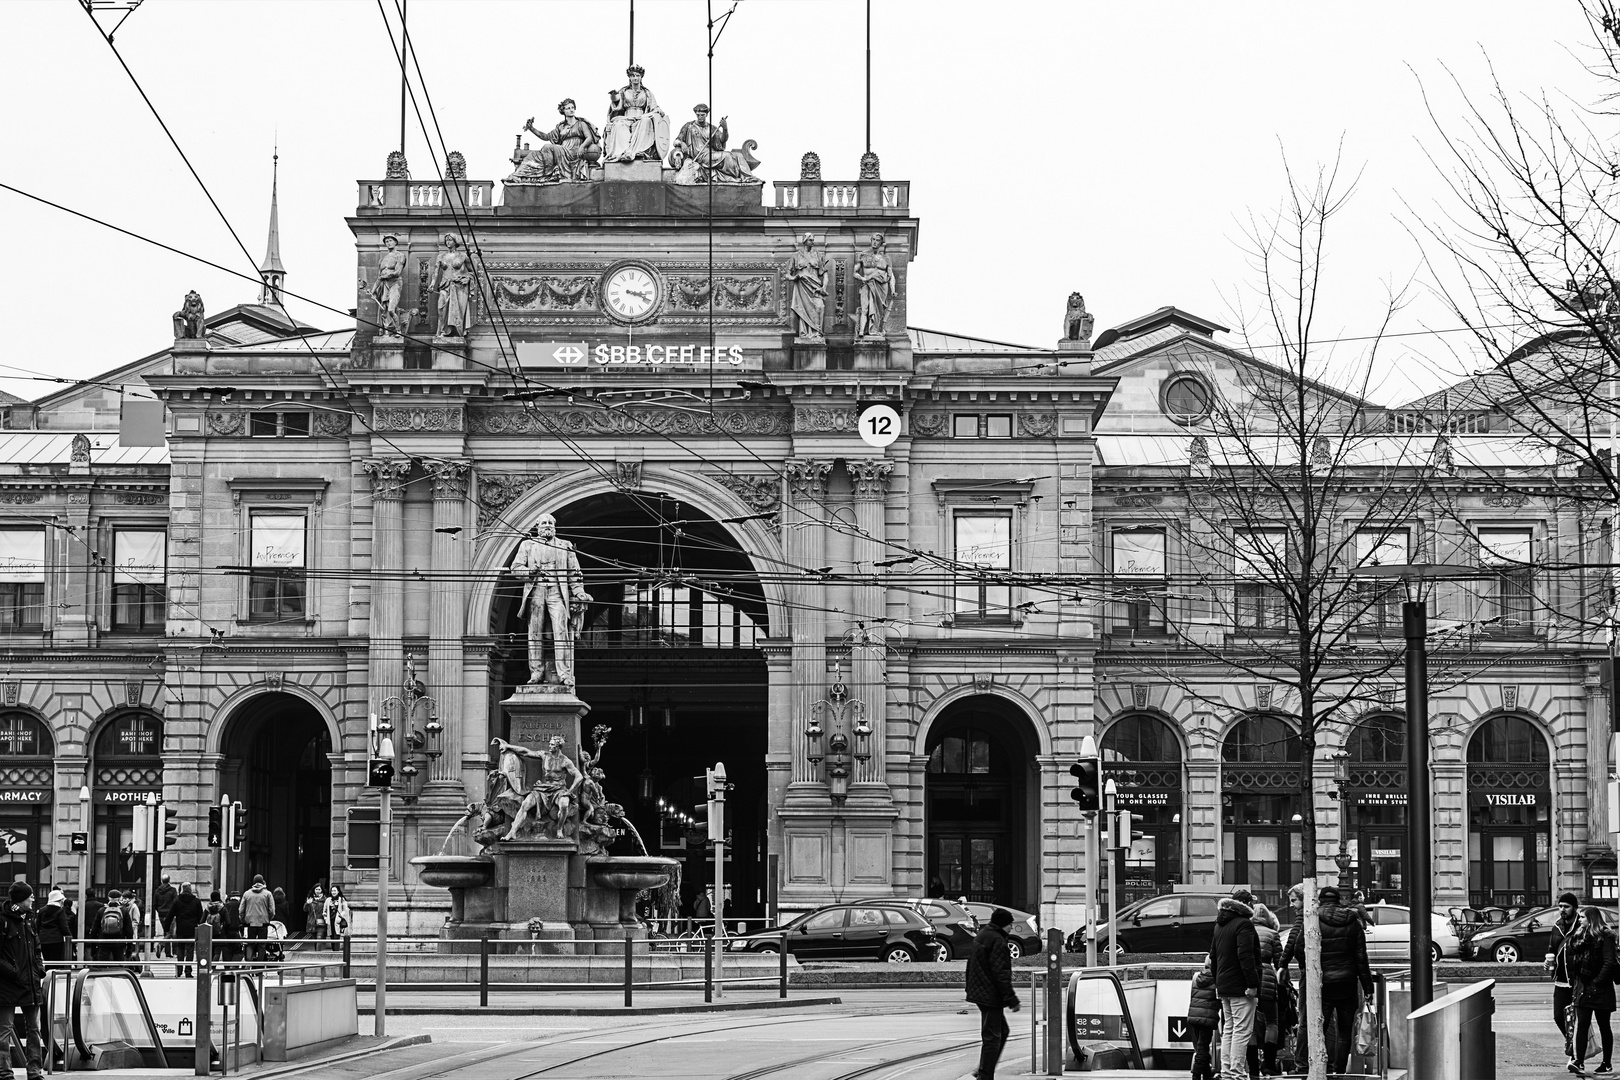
98 890 132 964
170 883 203 978
1187 960 1220 1080
204 891 229 963
0 882 46 1080
1569 905 1617 1075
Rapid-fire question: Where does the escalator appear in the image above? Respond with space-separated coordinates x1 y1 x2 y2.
45 968 262 1071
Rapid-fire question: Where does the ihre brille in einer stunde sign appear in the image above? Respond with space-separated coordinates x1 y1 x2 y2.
517 341 748 368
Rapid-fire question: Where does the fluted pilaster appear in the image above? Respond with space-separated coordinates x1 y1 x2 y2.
847 459 893 788
363 458 412 711
427 460 470 786
785 459 833 787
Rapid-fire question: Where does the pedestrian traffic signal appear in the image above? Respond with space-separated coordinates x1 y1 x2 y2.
367 758 396 788
1113 810 1145 850
1069 757 1101 812
207 806 222 848
230 801 246 852
160 805 179 849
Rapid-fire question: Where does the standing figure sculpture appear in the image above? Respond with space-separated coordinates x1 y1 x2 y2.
371 234 407 335
785 233 830 341
172 290 206 339
512 513 593 688
853 233 894 339
602 65 668 164
507 99 602 184
669 105 761 184
430 233 473 338
492 735 584 841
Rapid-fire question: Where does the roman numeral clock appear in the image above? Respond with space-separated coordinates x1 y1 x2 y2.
601 261 662 324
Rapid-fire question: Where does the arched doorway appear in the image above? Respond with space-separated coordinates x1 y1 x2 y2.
0 712 54 884
1221 712 1303 908
924 696 1039 909
1101 713 1184 905
219 694 332 921
1467 714 1552 909
1345 712 1407 903
90 711 164 894
490 492 769 919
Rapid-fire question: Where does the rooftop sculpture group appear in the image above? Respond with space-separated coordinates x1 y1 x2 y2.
506 65 760 187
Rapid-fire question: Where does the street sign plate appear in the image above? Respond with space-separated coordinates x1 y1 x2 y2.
1166 1015 1193 1043
1072 1013 1123 1040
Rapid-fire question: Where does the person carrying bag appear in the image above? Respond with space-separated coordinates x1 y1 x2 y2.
1568 905 1617 1075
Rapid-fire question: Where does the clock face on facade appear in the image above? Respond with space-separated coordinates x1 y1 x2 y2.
602 264 661 323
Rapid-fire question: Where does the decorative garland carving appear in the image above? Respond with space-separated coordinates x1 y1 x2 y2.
1482 493 1530 508
373 406 463 433
909 412 947 438
468 406 791 437
667 275 774 311
114 493 164 505
313 412 353 437
206 411 243 436
708 472 780 515
794 407 858 433
489 275 597 311
1018 412 1057 437
1114 494 1163 507
477 472 551 529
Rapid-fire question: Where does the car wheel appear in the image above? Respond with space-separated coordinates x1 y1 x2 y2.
1007 939 1023 960
1492 941 1520 964
932 942 951 962
754 943 779 954
1429 942 1442 964
883 945 916 963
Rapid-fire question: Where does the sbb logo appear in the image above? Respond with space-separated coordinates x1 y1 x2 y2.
553 345 585 365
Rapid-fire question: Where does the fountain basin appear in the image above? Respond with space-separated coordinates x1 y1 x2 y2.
586 855 679 892
410 854 495 890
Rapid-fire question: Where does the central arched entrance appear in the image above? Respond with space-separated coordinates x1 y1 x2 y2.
924 695 1039 910
490 491 769 921
219 693 332 926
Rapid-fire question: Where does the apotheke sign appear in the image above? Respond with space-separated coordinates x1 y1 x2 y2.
517 341 749 368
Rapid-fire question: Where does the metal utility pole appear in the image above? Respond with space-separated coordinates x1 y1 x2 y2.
77 785 90 963
1104 779 1117 968
141 793 157 952
369 711 397 1038
865 0 872 153
398 0 408 158
1405 599 1434 1008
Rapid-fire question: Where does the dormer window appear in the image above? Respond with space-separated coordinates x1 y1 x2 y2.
1161 373 1213 425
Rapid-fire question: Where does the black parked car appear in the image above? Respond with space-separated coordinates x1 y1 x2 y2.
1089 891 1229 955
729 903 937 963
857 897 979 960
1464 905 1619 963
962 902 1043 959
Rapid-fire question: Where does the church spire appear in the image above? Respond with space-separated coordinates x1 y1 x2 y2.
258 149 285 305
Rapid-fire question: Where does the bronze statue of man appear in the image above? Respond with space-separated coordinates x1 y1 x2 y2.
512 512 592 687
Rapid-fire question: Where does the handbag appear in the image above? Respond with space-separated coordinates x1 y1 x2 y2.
1352 1000 1378 1057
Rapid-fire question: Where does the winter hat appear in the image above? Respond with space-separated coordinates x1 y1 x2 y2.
8 882 31 904
1560 891 1581 907
990 908 1015 928
1230 886 1255 906
253 875 265 886
46 890 64 906
1319 886 1342 905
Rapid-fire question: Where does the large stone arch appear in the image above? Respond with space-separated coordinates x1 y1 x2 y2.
1457 708 1557 759
914 683 1052 760
203 683 343 758
466 464 789 638
1098 705 1189 761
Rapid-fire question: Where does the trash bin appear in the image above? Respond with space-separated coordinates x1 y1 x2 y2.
1407 979 1495 1080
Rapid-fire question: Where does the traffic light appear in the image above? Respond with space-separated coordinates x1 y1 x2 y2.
230 801 246 852
367 757 396 788
1069 757 1101 812
1113 810 1145 850
133 803 151 854
160 805 179 849
705 763 728 843
207 806 222 847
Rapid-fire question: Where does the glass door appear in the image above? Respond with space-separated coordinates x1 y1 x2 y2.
1359 832 1406 904
933 833 1004 904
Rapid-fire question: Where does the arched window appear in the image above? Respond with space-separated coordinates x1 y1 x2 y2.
1222 713 1302 763
0 711 52 885
91 712 164 893
1102 714 1185 905
1348 713 1405 763
1468 715 1549 763
1466 714 1552 908
0 712 50 759
94 712 162 761
1102 713 1182 764
928 728 995 775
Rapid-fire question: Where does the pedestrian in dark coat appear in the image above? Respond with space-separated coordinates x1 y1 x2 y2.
964 908 1022 1080
1570 906 1617 1074
1210 894 1261 1078
1248 903 1282 1076
170 883 204 978
1187 963 1219 1080
0 882 47 1080
33 890 70 965
153 874 177 957
1301 887 1374 1075
1549 893 1582 1063
272 887 290 928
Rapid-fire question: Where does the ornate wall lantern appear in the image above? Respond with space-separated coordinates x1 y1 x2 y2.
852 715 873 764
826 733 852 802
805 713 824 766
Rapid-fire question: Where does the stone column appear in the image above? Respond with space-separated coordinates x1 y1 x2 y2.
363 459 411 714
847 460 893 791
784 459 832 791
1585 666 1613 857
426 460 471 789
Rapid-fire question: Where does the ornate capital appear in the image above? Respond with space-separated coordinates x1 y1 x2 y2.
363 457 412 501
784 459 833 502
847 460 893 501
428 459 471 500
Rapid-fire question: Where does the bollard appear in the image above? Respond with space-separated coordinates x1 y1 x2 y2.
480 932 491 1008
704 933 714 1004
1045 927 1064 1077
778 934 788 999
193 924 213 1078
623 929 634 1008
1031 970 1040 1074
342 934 351 981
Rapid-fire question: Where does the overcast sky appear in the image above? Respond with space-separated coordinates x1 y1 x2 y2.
0 0 1601 407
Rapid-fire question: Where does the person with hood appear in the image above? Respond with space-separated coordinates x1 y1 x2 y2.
1210 889 1262 1080
1247 903 1283 1077
1296 886 1374 1074
34 889 70 965
1187 959 1220 1080
0 882 45 1080
1550 893 1584 1058
1569 905 1617 1075
223 895 245 963
170 882 203 978
272 886 291 928
964 908 1021 1080
153 874 177 958
241 875 275 961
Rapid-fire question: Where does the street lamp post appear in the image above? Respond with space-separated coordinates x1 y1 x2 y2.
1332 751 1353 892
77 784 90 963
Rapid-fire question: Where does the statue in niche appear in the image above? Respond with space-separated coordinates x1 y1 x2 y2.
429 233 473 338
785 233 830 341
602 65 669 164
172 290 205 339
512 512 593 688
491 735 583 841
1064 292 1094 343
853 233 894 339
668 104 761 185
506 99 602 184
371 234 407 336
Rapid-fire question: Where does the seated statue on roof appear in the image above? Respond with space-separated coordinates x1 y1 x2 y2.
172 291 205 339
506 99 602 185
668 105 761 185
601 66 669 164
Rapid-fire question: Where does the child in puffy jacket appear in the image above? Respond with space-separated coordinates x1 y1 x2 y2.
1187 961 1220 1080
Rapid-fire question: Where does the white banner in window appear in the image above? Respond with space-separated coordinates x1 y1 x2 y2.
251 515 306 568
955 515 1011 568
1113 530 1166 577
113 531 164 585
0 530 44 584
1354 530 1409 570
1233 529 1287 580
1478 529 1533 566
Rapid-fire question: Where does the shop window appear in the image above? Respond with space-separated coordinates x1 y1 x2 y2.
1102 713 1180 765
248 513 307 622
1109 529 1166 635
111 529 166 631
1477 527 1535 631
954 512 1012 620
0 529 44 630
0 711 53 885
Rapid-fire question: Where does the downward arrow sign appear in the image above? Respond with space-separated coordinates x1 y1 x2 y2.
1170 1019 1189 1040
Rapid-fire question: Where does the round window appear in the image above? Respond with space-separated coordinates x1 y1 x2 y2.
1162 374 1212 423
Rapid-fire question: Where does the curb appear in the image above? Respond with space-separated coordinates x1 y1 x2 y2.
235 1033 433 1078
358 994 843 1015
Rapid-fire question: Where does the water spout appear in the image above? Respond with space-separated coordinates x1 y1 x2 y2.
439 806 479 855
613 813 649 856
